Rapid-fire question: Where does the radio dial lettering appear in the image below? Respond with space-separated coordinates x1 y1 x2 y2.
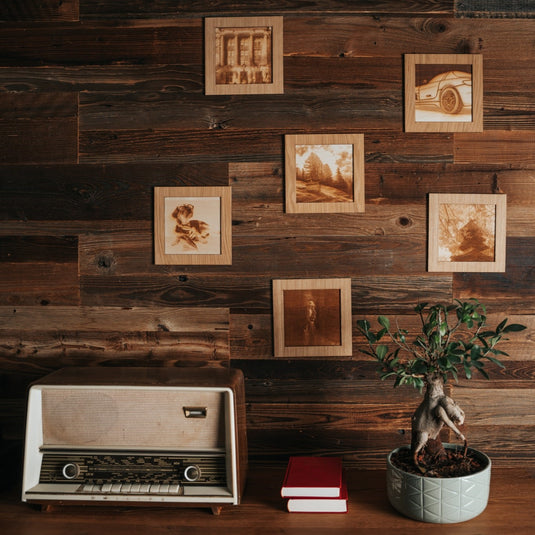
184 465 201 482
62 462 80 480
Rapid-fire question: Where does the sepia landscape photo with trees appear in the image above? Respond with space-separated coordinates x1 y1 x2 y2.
295 144 354 204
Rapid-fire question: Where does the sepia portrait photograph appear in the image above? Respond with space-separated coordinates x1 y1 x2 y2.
272 278 352 357
285 134 365 213
205 16 283 95
154 186 232 265
428 193 506 272
405 54 483 132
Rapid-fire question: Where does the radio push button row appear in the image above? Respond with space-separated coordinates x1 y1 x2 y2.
111 483 122 493
130 483 141 493
169 484 180 494
101 483 112 492
62 463 80 480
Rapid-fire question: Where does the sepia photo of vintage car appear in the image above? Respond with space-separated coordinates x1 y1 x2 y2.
415 70 472 115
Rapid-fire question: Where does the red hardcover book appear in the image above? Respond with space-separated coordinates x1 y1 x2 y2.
287 481 348 513
281 456 343 498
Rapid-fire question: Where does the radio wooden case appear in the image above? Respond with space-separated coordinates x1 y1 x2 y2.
22 367 247 514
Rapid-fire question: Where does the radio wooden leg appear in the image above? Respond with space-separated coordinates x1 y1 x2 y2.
211 505 223 515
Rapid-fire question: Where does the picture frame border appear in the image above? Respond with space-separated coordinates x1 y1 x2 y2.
404 53 483 133
154 186 232 266
428 193 506 273
204 16 284 96
272 278 353 357
285 133 365 214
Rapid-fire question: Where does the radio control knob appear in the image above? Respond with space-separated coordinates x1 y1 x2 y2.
62 462 80 480
184 465 201 482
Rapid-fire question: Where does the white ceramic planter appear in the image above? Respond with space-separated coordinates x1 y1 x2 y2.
386 444 491 523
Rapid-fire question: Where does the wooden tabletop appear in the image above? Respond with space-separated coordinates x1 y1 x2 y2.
1 466 534 534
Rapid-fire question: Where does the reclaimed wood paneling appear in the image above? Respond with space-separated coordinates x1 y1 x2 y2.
454 131 535 164
231 310 535 360
79 129 283 164
0 163 228 221
0 236 79 305
0 264 79 306
78 230 428 279
452 386 535 465
0 65 204 93
80 129 456 165
0 93 78 164
454 237 535 311
0 6 534 468
0 305 229 363
80 1 455 19
285 18 535 60
79 91 402 132
0 0 79 22
0 22 202 67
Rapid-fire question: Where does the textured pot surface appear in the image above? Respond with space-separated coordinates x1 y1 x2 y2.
386 444 491 524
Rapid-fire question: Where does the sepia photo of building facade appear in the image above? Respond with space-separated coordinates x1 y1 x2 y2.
215 26 273 85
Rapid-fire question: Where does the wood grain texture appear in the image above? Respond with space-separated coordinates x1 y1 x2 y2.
80 1 455 18
0 236 79 305
0 93 78 164
454 131 535 164
0 306 230 362
1 6 535 470
78 231 428 278
454 237 535 310
0 21 202 67
0 163 228 221
0 0 79 21
1 467 534 534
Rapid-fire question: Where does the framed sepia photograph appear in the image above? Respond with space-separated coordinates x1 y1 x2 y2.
154 186 232 265
205 16 284 95
272 278 353 357
285 134 365 213
404 54 483 132
428 193 506 272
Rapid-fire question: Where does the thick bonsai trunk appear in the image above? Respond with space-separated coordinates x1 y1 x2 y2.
411 374 467 472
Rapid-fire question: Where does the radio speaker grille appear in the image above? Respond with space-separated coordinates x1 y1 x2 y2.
41 389 225 449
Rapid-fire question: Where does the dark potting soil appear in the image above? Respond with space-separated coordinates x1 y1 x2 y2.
391 447 487 478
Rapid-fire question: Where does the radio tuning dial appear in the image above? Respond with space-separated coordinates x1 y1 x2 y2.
62 462 80 480
184 464 201 482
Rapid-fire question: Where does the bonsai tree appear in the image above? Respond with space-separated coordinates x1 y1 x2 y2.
357 299 526 473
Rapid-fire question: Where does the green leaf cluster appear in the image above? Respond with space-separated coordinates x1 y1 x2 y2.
356 299 526 392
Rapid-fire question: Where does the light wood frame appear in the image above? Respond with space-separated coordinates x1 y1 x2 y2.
273 278 353 357
428 193 506 272
285 133 365 213
205 16 284 95
405 54 483 132
154 186 232 265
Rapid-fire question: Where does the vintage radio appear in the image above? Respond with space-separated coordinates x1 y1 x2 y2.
22 367 247 514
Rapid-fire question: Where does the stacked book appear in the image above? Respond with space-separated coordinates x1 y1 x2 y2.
280 456 347 513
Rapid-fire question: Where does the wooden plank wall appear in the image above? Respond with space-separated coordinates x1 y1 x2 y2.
1 1 534 468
